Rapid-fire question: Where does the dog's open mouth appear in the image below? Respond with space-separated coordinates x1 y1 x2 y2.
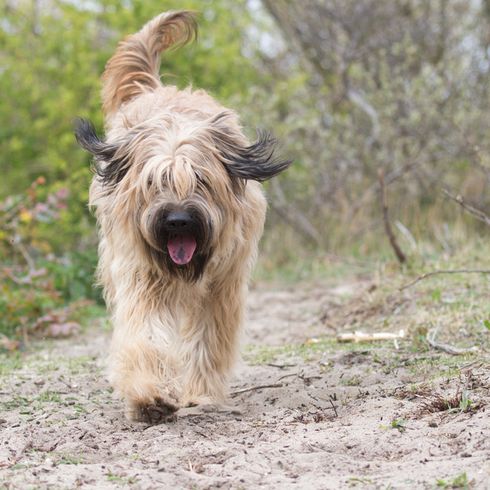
167 232 197 265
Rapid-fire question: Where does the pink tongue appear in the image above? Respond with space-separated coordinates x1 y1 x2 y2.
167 233 197 265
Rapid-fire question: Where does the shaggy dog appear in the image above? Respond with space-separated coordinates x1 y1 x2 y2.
75 11 291 423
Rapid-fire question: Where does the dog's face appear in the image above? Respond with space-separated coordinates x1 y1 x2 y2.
76 112 290 281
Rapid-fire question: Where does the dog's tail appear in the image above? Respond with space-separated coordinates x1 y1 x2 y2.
102 11 197 117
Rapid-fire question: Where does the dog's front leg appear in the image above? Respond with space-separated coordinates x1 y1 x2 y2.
108 313 180 423
180 277 245 407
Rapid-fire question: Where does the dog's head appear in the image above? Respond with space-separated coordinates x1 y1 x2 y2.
75 112 291 281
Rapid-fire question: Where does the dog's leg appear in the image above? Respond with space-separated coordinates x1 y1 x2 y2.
109 317 180 424
180 276 246 407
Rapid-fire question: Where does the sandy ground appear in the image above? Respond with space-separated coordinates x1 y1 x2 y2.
0 282 489 489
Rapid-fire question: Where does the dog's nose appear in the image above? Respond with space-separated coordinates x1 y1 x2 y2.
165 210 192 230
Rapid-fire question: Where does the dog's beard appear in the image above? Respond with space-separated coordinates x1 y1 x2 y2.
141 202 214 282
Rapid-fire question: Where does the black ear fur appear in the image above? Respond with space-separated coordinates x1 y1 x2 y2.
74 118 129 188
214 129 292 182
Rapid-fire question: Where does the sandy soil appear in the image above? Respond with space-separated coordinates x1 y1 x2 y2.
0 282 489 489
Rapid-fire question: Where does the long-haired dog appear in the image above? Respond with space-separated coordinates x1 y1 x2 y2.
75 11 291 423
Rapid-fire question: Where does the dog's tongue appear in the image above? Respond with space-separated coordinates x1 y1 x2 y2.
167 233 197 265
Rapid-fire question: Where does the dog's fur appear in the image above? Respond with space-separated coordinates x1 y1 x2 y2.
75 11 291 423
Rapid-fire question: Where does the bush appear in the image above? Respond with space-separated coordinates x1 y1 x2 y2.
0 178 99 343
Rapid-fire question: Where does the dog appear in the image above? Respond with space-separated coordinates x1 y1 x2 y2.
75 11 291 423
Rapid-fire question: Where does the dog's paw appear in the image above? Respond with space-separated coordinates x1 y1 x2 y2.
128 395 179 424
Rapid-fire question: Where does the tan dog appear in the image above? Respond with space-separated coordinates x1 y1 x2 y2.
75 11 291 423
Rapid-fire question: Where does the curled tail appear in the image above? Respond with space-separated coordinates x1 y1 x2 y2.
102 10 197 117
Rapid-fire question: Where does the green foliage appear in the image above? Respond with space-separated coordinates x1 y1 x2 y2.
39 251 100 303
0 177 100 340
0 274 58 338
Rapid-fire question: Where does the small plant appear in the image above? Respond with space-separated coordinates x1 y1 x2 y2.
106 472 138 485
411 325 429 352
457 391 473 412
390 418 407 432
436 472 470 489
347 476 373 486
37 391 62 404
342 375 362 386
431 288 442 302
59 454 84 465
380 418 408 432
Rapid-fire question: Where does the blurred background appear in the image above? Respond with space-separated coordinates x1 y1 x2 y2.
1 0 490 343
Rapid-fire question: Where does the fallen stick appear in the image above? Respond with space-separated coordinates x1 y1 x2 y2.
231 383 283 397
400 269 490 291
337 330 405 343
427 328 479 356
266 363 297 369
328 397 339 418
308 393 339 417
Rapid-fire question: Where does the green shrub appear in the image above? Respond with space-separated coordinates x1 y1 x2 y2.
0 179 99 342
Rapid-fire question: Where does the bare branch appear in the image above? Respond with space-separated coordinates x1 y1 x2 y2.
349 148 426 220
346 89 380 145
378 169 407 264
443 189 490 227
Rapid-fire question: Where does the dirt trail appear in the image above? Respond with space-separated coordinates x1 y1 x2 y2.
0 282 489 489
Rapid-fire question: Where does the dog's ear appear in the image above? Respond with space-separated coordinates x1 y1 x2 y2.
223 130 292 182
210 118 292 182
74 118 130 188
74 118 116 161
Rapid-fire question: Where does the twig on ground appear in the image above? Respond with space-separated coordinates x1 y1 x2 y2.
443 189 490 227
298 373 322 382
277 372 299 382
231 383 283 397
378 169 407 264
400 269 490 291
328 397 339 417
427 327 479 356
266 363 297 369
307 393 339 417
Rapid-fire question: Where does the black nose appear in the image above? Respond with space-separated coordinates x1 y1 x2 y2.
165 210 193 231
